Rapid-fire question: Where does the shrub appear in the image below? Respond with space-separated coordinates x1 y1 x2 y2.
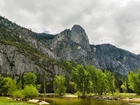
13 90 25 99
76 91 82 97
23 85 38 98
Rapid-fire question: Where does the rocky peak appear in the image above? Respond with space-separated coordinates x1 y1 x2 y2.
50 25 90 50
70 25 90 50
71 24 86 33
46 25 90 63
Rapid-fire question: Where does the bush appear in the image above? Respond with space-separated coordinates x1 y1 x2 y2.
76 91 82 97
13 90 25 99
23 85 38 98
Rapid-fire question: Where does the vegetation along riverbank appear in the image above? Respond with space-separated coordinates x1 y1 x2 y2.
1 64 140 104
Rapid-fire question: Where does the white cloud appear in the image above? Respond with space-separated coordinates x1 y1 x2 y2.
0 0 140 54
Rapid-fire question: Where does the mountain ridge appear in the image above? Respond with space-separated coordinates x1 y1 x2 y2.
0 15 140 75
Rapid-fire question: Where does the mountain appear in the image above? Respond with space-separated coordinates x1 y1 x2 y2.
0 16 67 80
91 44 140 75
0 16 140 76
36 25 140 75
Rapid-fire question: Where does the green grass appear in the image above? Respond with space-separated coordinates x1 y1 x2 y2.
0 97 37 105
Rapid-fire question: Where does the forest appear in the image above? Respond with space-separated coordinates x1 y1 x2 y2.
0 62 139 99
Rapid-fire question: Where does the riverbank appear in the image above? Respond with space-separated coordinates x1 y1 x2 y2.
0 97 37 105
1 93 140 105
28 99 49 105
0 97 50 105
39 93 78 98
123 98 140 103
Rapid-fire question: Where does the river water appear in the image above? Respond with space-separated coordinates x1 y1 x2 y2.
43 98 133 105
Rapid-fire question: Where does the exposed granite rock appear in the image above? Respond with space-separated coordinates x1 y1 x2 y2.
0 16 58 60
44 25 140 75
91 44 140 75
0 43 65 79
1 15 140 76
47 25 91 64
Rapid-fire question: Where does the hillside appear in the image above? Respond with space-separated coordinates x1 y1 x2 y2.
0 16 67 81
0 16 140 75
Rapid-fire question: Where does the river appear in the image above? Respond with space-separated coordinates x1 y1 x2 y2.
41 97 134 105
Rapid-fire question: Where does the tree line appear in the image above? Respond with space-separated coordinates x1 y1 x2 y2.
0 72 39 99
0 63 140 99
55 64 140 97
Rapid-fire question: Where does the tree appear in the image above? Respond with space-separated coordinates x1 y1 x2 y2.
121 84 127 93
53 75 66 96
69 81 77 93
23 72 37 86
128 70 140 95
104 70 116 95
0 76 6 95
86 65 97 93
96 69 107 95
63 61 75 93
3 77 17 96
41 72 47 93
17 80 22 90
72 64 89 97
23 85 39 98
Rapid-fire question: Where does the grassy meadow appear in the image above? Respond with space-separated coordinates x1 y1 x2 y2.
0 97 37 105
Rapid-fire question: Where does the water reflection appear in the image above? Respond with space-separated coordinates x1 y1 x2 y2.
43 98 129 105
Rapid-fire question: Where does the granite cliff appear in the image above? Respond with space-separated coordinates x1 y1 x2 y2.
0 16 140 76
0 16 66 80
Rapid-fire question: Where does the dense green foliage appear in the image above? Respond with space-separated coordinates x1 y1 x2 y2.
96 69 107 95
72 64 116 96
13 90 25 99
54 75 66 96
0 72 39 99
0 60 139 98
3 77 17 96
23 72 37 86
0 77 6 95
105 70 116 94
72 64 89 97
128 69 140 95
23 85 39 98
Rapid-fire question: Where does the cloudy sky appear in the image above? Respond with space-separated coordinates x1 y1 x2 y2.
0 0 140 54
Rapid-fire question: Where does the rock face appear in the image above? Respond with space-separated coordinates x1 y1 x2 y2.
90 44 140 75
0 43 65 79
0 16 58 60
1 15 140 76
47 25 91 64
0 44 40 76
42 25 140 75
